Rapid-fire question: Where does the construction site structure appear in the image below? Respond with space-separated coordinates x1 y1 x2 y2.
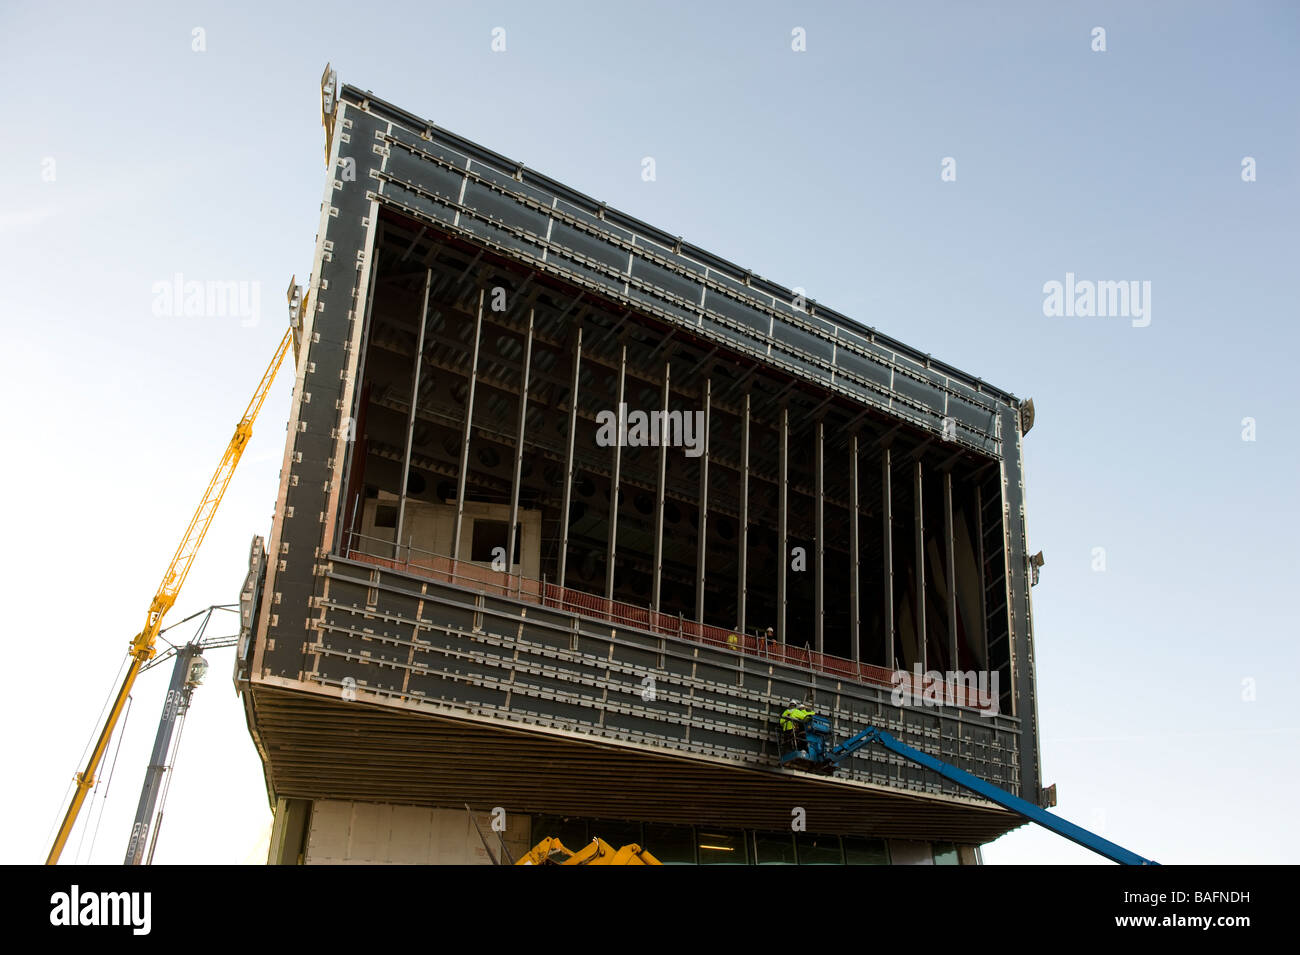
47 329 292 865
242 68 1050 865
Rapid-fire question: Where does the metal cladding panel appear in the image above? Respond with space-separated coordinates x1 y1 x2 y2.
256 100 384 680
298 556 1022 801
1000 405 1042 800
344 84 1009 458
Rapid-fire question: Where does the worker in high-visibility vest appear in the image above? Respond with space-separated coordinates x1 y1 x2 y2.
780 702 810 731
780 701 815 751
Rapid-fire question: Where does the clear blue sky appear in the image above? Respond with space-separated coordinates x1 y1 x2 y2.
2 0 1296 864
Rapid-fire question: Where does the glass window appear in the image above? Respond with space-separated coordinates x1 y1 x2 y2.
933 842 960 865
643 824 696 865
697 828 748 865
796 833 844 865
843 836 890 865
590 819 643 851
532 814 587 851
753 830 797 865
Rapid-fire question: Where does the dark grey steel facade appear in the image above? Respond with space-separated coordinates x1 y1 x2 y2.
239 77 1046 849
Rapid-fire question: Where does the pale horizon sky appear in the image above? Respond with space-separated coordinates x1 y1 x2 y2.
2 0 1296 865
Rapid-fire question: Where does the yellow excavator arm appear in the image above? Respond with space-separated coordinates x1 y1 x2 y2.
515 836 662 865
46 327 293 864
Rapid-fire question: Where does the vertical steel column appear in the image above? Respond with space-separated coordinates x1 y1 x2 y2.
695 378 711 623
336 242 381 553
737 391 750 634
882 446 894 669
557 327 582 590
975 483 989 669
914 457 927 672
849 432 860 664
652 362 670 614
778 405 788 646
944 469 958 672
605 344 626 600
451 289 485 562
506 309 534 573
815 418 825 654
395 268 433 555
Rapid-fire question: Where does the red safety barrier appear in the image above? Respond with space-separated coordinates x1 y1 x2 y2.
344 549 992 711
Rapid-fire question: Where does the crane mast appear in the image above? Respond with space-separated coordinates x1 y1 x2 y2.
46 328 293 865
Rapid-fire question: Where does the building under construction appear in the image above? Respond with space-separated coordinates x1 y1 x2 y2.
237 71 1048 865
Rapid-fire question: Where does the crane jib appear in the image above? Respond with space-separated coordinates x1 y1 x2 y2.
46 327 292 865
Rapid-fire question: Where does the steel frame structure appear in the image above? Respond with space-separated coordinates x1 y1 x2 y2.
239 75 1048 853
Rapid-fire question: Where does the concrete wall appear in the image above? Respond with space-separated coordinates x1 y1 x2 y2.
289 799 981 864
303 800 533 865
360 495 542 578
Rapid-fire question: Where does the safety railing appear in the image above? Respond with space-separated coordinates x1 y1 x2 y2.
341 531 993 711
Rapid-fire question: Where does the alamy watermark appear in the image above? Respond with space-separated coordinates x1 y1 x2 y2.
595 403 705 458
1042 272 1150 328
151 273 261 327
50 886 151 935
891 665 1000 716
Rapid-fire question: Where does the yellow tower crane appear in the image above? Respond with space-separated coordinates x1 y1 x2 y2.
46 325 294 864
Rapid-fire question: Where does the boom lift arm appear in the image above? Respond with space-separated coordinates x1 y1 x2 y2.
781 715 1158 866
46 328 293 865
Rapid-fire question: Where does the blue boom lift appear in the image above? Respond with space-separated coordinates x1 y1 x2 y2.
779 713 1159 865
